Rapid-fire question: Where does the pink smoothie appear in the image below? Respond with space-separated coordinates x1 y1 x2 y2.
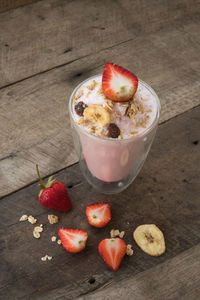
71 75 158 182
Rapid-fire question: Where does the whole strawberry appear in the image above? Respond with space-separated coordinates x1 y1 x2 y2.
36 165 72 211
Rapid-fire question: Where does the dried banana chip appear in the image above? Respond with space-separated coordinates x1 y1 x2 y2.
133 224 165 256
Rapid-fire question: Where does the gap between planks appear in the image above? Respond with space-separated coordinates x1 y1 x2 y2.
0 0 198 88
0 106 199 299
77 244 200 300
0 38 133 92
0 103 199 201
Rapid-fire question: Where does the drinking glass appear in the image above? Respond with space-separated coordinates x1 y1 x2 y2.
69 76 160 194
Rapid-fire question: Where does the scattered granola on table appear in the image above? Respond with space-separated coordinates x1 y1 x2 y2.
119 231 125 238
110 229 125 238
110 229 120 238
33 225 43 239
41 255 53 262
126 244 134 256
34 226 43 233
48 214 59 224
28 215 37 224
19 215 28 222
33 231 40 239
51 236 57 242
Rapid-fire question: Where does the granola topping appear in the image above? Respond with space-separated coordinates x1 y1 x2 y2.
77 117 90 126
126 98 139 119
87 80 98 90
129 131 138 137
103 100 114 111
114 112 121 119
97 86 104 97
73 75 157 139
73 89 84 103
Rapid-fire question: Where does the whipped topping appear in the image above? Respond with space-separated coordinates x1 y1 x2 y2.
72 75 158 139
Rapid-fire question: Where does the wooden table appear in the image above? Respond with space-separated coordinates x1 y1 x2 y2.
0 1 200 299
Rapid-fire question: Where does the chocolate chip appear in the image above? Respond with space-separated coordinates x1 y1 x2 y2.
107 123 120 138
75 101 88 116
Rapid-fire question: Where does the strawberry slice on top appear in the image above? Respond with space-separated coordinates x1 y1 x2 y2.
58 228 88 253
102 63 138 102
98 238 127 271
86 202 111 228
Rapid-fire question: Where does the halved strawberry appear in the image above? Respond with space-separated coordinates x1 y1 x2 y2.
86 202 111 228
58 228 88 253
98 238 127 271
102 63 138 102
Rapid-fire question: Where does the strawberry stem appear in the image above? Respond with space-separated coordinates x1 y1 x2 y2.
36 164 46 189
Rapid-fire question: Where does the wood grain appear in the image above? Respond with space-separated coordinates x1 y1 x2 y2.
0 107 199 299
0 0 40 13
78 244 200 300
1 15 200 197
0 0 199 87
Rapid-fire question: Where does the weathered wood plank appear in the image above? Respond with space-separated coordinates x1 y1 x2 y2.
78 244 200 300
0 0 198 87
0 15 200 197
0 0 40 13
0 107 199 299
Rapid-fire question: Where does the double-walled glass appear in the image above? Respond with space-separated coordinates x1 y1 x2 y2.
69 76 160 194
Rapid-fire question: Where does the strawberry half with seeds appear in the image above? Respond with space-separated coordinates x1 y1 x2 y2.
86 202 111 228
98 238 127 271
58 228 88 253
36 165 72 212
102 63 138 102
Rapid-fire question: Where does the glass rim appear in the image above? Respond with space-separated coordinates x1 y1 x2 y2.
68 74 161 142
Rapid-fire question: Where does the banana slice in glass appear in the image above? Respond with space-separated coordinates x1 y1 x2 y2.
83 104 111 127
